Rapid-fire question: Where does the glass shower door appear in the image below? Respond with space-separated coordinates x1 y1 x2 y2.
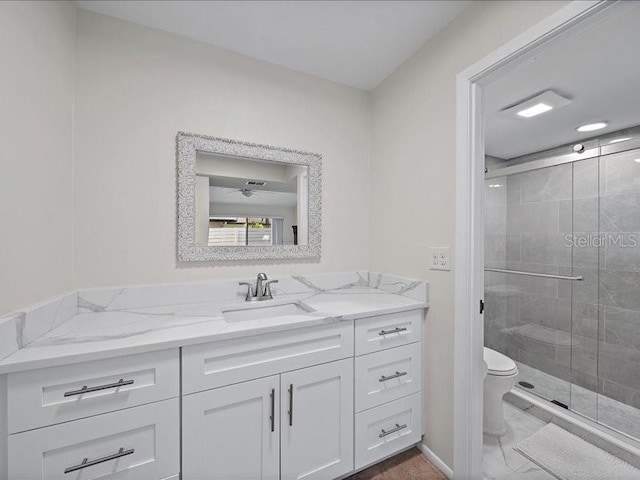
484 163 575 407
594 147 640 440
568 158 600 423
485 143 640 443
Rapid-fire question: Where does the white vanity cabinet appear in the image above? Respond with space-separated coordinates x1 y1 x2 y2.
182 321 354 394
280 358 354 480
182 375 281 480
7 349 179 434
181 309 424 479
9 398 180 480
182 358 354 480
0 306 426 480
181 320 356 480
5 349 181 480
353 309 424 470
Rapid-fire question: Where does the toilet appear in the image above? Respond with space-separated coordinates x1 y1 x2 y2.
483 347 518 436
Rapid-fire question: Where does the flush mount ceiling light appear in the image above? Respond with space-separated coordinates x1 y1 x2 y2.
577 122 608 132
517 103 553 118
501 90 572 120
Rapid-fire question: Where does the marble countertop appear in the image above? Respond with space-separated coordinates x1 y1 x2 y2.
0 272 428 375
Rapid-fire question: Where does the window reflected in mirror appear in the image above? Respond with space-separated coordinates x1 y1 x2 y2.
207 216 292 246
194 152 308 247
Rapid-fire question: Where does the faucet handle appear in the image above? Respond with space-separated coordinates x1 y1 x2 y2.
239 282 255 301
264 279 279 298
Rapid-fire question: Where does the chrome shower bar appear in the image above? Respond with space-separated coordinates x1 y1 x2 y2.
485 135 640 179
484 267 583 281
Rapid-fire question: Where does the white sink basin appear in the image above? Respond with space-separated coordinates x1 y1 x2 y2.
222 301 315 322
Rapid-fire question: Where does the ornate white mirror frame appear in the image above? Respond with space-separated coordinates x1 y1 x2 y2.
176 132 322 261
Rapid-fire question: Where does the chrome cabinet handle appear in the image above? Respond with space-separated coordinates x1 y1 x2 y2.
379 423 407 438
64 378 134 397
378 327 407 336
288 384 294 426
270 388 275 432
379 371 408 383
64 447 134 474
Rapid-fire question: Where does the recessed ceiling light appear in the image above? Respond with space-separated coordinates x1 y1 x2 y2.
517 103 553 118
577 122 608 132
608 137 632 144
488 183 504 188
501 90 572 120
635 159 640 164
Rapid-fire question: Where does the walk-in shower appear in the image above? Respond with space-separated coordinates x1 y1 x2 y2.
484 129 640 443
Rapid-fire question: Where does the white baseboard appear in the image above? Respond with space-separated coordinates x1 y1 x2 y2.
417 442 453 479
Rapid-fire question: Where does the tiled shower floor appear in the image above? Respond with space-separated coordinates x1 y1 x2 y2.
516 362 640 441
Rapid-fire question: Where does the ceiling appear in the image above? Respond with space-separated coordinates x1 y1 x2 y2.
211 187 297 208
209 174 297 193
75 0 470 90
484 1 640 159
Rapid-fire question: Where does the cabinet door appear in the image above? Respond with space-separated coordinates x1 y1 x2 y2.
182 375 279 480
281 358 354 480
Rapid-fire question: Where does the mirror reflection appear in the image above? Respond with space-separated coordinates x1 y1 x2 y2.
195 152 309 247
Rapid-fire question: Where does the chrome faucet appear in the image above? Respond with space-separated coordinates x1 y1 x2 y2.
239 273 279 301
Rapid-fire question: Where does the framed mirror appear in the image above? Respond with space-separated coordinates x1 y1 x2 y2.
177 132 321 261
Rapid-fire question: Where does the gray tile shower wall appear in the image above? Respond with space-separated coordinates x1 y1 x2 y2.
598 150 640 409
485 148 640 415
485 164 582 394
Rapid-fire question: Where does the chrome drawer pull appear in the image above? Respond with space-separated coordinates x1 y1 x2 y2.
378 327 407 336
63 378 134 397
288 384 294 426
64 447 134 473
270 388 275 433
379 371 408 383
379 423 407 438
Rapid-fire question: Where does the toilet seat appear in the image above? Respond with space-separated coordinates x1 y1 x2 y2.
483 347 517 376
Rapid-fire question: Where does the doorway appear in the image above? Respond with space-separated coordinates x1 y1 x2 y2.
452 1 628 478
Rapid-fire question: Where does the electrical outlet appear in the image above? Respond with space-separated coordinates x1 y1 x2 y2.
429 247 451 271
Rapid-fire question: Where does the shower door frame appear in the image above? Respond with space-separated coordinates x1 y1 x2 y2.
453 1 609 478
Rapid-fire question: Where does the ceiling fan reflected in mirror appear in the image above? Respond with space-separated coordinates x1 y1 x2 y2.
226 188 276 198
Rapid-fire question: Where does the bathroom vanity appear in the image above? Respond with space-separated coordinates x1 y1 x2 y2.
0 272 428 480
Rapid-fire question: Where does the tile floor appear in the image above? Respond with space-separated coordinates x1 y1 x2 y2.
483 402 556 480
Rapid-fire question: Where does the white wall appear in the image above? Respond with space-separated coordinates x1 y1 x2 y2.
0 1 75 316
369 0 569 468
0 1 576 470
73 9 371 288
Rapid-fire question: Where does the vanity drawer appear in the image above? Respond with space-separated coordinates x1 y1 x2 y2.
355 309 422 356
8 398 180 480
355 342 422 412
182 320 354 394
354 393 422 470
7 349 179 434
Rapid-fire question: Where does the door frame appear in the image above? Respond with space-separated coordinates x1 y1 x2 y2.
453 1 610 478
